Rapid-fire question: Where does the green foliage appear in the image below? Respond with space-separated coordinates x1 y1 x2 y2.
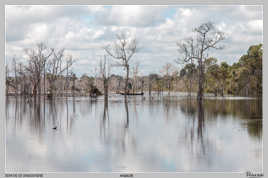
149 73 160 80
226 44 262 96
179 63 198 93
203 44 262 97
180 63 197 78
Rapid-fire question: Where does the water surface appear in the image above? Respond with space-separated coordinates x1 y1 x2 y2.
6 93 262 172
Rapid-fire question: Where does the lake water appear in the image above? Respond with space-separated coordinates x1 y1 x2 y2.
5 93 262 172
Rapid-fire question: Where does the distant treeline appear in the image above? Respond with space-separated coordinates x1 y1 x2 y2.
178 43 262 97
6 43 262 98
6 40 263 97
209 44 262 97
5 21 262 99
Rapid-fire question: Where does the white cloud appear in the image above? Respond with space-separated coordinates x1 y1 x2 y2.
26 23 49 42
5 5 263 76
248 20 263 33
181 8 192 17
96 6 168 27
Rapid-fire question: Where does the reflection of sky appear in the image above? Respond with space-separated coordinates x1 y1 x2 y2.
6 96 262 172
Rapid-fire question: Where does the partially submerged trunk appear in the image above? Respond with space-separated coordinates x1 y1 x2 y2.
197 59 204 101
32 83 38 97
149 81 152 97
104 78 109 103
124 64 130 95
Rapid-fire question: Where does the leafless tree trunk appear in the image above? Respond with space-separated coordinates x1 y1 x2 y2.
132 62 139 93
149 80 152 98
65 63 70 95
17 63 29 96
12 58 18 95
99 55 111 104
177 22 224 100
46 49 73 97
24 43 53 97
6 65 10 95
104 32 137 96
93 66 98 87
71 72 76 97
141 79 144 93
188 59 194 97
161 63 175 96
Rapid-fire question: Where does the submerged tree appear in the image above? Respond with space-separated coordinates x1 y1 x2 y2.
24 43 53 97
99 55 111 103
177 22 225 100
132 62 140 93
180 63 197 96
104 32 138 95
46 48 73 97
6 64 11 95
205 60 221 96
161 63 176 96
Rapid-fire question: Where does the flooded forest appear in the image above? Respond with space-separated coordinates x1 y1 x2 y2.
5 22 262 172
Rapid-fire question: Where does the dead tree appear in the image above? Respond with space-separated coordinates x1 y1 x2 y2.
132 62 140 93
161 63 175 96
179 63 197 97
5 64 10 95
99 55 111 103
177 22 224 100
46 49 73 97
12 58 18 95
104 32 137 95
71 72 76 97
148 79 152 97
17 62 31 96
24 43 53 97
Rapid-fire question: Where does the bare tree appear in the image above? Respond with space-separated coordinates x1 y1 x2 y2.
179 63 197 96
12 57 18 95
24 43 53 97
5 64 10 95
93 66 98 87
70 72 76 97
104 32 137 95
132 62 140 93
148 77 152 97
6 61 17 95
16 62 31 96
99 55 110 103
177 22 224 100
161 63 176 96
46 48 73 97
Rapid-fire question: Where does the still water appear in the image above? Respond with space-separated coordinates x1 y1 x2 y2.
6 93 262 172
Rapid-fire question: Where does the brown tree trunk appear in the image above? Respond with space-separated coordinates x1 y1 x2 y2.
168 78 171 96
104 79 108 103
33 83 37 97
124 65 129 95
197 58 204 100
141 80 144 93
149 80 152 97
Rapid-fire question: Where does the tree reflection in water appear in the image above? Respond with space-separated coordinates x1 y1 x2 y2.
6 95 262 172
180 98 207 158
48 98 58 130
100 96 110 143
179 97 262 166
197 100 205 156
124 96 129 129
121 96 129 153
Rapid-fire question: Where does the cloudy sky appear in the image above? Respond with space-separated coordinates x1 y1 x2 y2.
6 5 263 77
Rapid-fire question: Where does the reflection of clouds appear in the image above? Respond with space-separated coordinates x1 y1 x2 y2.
6 97 262 172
